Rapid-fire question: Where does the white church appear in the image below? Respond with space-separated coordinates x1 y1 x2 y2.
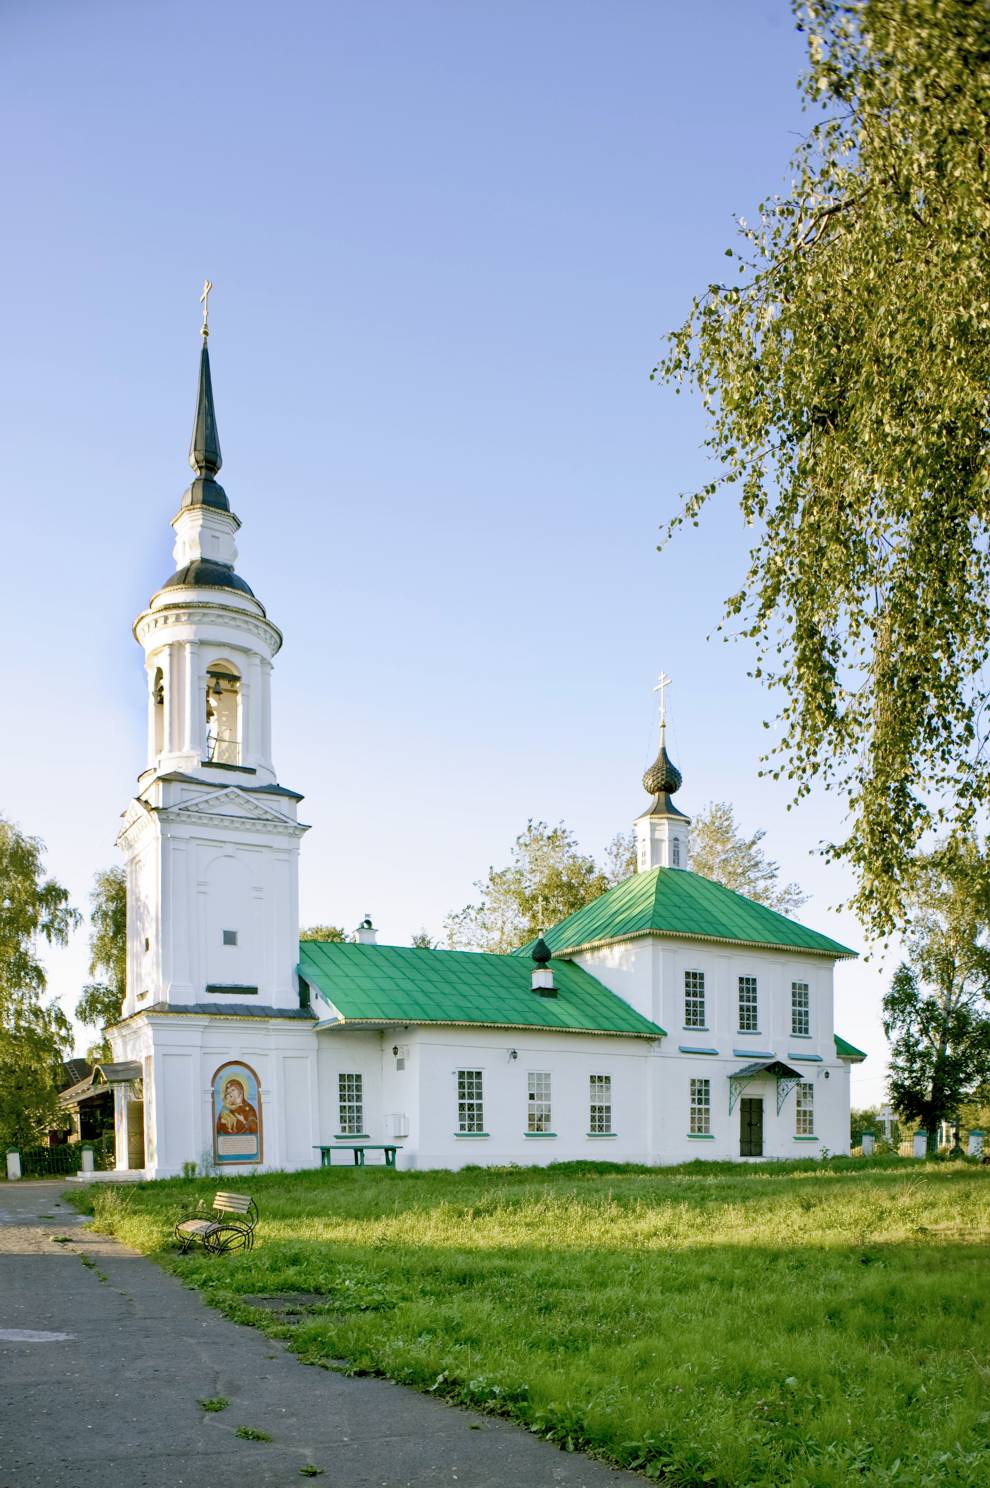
103 316 864 1178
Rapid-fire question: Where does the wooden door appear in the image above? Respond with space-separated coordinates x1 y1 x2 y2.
740 1097 764 1157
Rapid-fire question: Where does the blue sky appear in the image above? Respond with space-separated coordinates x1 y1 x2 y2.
0 0 888 1103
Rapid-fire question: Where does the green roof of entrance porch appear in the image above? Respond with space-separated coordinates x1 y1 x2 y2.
524 867 856 960
298 940 665 1038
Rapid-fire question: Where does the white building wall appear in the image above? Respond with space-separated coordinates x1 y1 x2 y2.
368 1027 654 1171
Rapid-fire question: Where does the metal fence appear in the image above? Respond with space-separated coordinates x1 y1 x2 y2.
4 1134 115 1179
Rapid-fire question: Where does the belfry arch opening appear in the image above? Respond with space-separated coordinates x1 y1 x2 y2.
152 667 165 757
205 661 241 765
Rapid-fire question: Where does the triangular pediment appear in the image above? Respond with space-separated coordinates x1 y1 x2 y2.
168 786 294 826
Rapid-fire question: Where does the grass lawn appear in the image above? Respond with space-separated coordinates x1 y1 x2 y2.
69 1158 990 1486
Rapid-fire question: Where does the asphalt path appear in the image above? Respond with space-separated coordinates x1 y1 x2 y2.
0 1180 640 1488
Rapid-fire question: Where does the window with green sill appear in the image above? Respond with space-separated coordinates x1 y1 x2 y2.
795 1079 814 1136
457 1069 484 1134
338 1072 363 1136
792 981 810 1037
589 1073 612 1134
527 1071 551 1133
690 1076 711 1135
684 969 706 1029
738 975 758 1033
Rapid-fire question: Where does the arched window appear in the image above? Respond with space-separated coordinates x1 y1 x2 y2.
152 667 165 756
205 662 241 765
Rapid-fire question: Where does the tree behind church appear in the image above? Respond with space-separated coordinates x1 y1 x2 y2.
444 820 613 953
883 839 990 1151
688 802 806 915
75 866 127 1059
0 817 78 1143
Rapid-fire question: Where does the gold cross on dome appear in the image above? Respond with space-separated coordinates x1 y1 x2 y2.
199 279 214 338
652 671 672 727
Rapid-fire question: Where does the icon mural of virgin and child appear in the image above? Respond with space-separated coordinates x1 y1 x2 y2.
216 1075 259 1135
212 1063 263 1163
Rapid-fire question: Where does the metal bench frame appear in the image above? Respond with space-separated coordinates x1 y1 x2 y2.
314 1144 402 1167
175 1191 259 1255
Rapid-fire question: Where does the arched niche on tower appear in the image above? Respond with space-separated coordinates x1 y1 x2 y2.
205 660 241 766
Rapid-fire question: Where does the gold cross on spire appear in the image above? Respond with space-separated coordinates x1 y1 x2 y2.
652 671 672 731
199 279 214 340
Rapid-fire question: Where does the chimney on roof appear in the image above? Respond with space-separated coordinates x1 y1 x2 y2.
531 935 557 997
354 915 378 946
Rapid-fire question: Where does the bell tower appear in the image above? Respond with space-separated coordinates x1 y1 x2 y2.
116 295 308 1018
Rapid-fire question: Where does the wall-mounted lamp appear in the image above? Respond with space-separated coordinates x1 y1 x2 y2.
392 1045 399 1057
508 1049 518 1061
824 1070 830 1080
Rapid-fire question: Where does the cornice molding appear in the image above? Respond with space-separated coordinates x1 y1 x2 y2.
133 602 282 656
156 804 309 837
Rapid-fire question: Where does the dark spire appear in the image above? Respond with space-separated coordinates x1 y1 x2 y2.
189 340 222 478
180 296 231 513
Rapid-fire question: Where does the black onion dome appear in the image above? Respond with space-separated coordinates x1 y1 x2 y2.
531 935 552 965
642 742 682 798
162 560 255 597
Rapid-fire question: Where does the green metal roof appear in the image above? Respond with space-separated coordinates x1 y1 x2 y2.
834 1034 867 1061
298 940 665 1039
527 868 856 959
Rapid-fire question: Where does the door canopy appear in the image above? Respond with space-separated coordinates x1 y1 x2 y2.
728 1059 802 1115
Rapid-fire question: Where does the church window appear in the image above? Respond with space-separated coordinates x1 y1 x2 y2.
689 1078 711 1135
672 836 681 867
457 1069 484 1133
791 981 811 1036
205 662 241 765
684 970 706 1028
527 1072 552 1133
338 1073 364 1135
738 976 758 1032
222 929 238 946
589 1075 612 1134
795 1081 815 1135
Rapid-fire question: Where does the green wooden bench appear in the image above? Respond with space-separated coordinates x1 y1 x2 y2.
314 1144 402 1168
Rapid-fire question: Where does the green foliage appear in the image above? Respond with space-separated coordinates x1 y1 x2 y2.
71 1161 990 1487
601 830 637 886
654 0 990 937
0 816 77 1144
410 929 435 949
688 801 806 913
198 1397 229 1412
75 866 126 1042
300 925 347 942
444 821 615 952
234 1426 272 1442
0 815 79 999
883 838 990 1134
